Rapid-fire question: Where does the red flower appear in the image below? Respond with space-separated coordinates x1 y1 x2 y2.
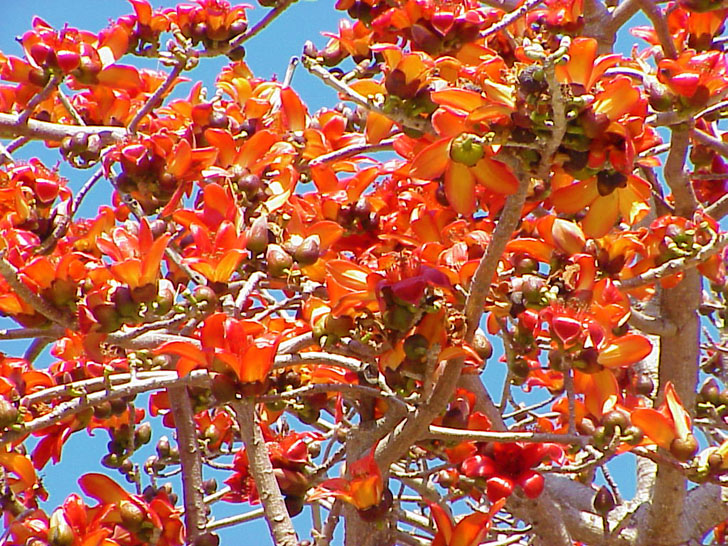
459 442 563 501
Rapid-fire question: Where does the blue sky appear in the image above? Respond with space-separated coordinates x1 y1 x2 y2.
0 1 650 543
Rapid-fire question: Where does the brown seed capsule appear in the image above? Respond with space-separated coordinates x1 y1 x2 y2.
472 331 493 361
670 435 699 462
632 374 654 396
202 478 218 495
246 215 270 254
120 500 146 532
593 485 616 514
699 378 721 405
134 422 152 446
266 244 293 277
193 285 218 312
294 235 321 266
602 409 630 436
284 495 305 517
0 398 18 429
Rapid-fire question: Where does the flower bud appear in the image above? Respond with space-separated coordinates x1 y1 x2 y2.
593 486 616 515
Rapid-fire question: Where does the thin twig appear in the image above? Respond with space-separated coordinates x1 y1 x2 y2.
637 0 677 59
309 138 395 167
36 168 105 254
303 56 431 135
617 233 728 290
234 271 266 318
481 0 542 39
228 0 295 50
464 173 530 340
56 87 86 126
17 74 62 125
315 499 342 546
206 507 265 531
426 425 586 445
1 370 211 444
0 112 125 143
128 61 186 134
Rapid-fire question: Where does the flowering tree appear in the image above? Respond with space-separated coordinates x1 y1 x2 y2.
0 0 727 544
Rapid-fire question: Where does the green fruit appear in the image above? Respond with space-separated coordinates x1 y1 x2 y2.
403 334 429 360
449 133 484 167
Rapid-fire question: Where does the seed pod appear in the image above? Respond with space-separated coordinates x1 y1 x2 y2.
593 486 616 515
194 533 220 546
622 425 644 446
699 378 721 405
202 478 218 495
602 409 630 436
246 215 270 254
120 500 146 532
101 453 122 469
670 435 698 462
294 235 321 266
285 495 305 517
227 46 246 62
472 331 493 360
93 401 113 420
193 285 218 312
266 244 293 277
134 422 152 446
632 374 654 396
0 398 18 429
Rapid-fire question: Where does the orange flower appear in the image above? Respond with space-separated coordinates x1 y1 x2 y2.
551 168 652 238
155 312 281 384
311 447 384 510
632 382 697 460
408 85 517 216
429 498 505 546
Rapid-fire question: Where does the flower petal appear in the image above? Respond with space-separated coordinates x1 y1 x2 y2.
445 162 476 216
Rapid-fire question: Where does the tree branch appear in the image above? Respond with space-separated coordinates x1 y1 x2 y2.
168 386 207 543
0 112 125 143
233 399 299 546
